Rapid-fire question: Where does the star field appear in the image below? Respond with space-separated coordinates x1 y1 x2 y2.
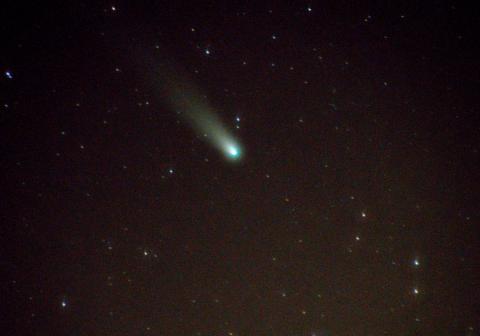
1 1 479 335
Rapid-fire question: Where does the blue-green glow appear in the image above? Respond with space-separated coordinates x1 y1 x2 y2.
226 144 241 159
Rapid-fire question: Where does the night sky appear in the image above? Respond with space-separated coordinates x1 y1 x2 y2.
2 1 479 335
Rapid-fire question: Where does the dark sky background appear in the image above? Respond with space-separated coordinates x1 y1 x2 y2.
2 1 479 335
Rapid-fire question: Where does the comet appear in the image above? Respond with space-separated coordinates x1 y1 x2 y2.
154 57 243 161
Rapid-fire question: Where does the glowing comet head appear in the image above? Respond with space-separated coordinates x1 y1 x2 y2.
227 145 239 157
225 143 241 160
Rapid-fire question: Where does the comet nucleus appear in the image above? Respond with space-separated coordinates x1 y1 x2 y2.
225 143 241 159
